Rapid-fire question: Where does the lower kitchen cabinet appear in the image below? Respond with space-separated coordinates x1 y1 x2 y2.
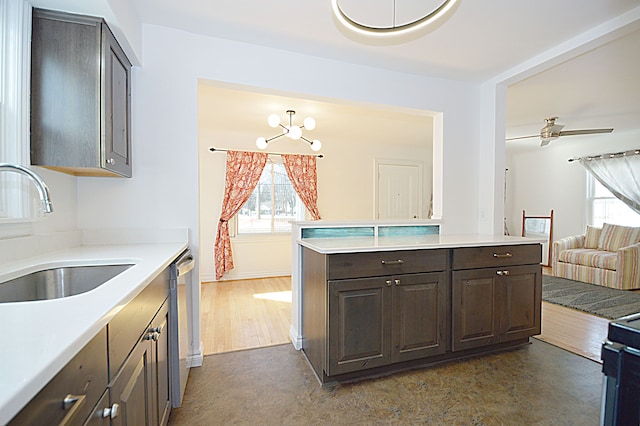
110 300 171 426
7 328 108 426
303 247 450 382
391 272 449 363
7 263 176 425
301 243 541 384
327 277 391 376
451 265 541 351
327 272 449 376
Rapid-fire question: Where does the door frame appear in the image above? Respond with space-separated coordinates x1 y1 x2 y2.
374 158 424 220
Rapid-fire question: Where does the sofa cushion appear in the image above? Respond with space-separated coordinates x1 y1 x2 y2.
558 248 618 271
598 223 640 251
584 225 601 249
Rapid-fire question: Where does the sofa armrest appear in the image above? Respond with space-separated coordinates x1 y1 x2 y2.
617 242 640 290
552 234 585 271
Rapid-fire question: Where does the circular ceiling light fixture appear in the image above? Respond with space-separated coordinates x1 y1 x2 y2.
331 0 458 37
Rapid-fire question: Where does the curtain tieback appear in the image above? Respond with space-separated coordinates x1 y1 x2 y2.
219 219 227 223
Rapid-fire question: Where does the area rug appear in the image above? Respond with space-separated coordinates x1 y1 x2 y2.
542 275 640 319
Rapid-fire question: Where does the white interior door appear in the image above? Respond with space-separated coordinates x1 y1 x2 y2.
376 160 423 220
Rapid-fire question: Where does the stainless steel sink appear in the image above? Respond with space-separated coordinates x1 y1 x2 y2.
0 264 133 303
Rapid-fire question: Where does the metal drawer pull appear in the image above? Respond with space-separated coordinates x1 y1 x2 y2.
381 259 404 265
60 394 86 426
496 270 510 276
394 279 400 286
493 253 513 258
103 403 120 419
385 280 392 287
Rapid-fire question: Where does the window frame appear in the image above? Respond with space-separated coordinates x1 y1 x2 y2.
0 0 36 237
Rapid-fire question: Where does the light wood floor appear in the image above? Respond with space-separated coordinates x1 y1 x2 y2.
200 276 292 355
200 275 611 363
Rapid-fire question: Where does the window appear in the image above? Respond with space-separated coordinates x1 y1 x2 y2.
589 175 640 227
236 161 305 234
1 0 34 226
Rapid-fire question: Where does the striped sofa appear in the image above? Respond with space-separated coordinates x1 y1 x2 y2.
552 223 640 290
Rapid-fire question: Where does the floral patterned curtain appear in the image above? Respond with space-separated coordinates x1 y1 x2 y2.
215 151 268 279
282 154 321 220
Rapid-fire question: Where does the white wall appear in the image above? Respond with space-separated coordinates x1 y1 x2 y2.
197 84 434 281
71 24 484 353
505 130 640 241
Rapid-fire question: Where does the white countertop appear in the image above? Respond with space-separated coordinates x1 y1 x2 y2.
0 242 187 424
298 234 543 254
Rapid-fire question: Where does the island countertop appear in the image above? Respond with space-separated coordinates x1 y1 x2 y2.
298 234 543 254
0 242 187 424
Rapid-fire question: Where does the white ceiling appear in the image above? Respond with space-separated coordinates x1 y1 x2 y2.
32 0 640 149
132 0 639 81
131 0 640 150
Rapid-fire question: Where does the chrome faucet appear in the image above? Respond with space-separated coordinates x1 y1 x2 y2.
0 163 54 213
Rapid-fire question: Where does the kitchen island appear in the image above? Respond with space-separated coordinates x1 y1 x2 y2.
0 239 188 424
294 223 542 385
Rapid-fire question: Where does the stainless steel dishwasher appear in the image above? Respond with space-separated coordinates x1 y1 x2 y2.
170 249 195 407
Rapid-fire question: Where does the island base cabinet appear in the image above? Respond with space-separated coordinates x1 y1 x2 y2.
327 272 449 376
391 272 449 363
327 278 392 376
452 265 541 352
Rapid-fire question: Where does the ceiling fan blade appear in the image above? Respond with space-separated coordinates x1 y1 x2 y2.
506 134 540 141
558 128 614 137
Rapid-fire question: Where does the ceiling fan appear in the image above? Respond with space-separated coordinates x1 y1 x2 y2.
506 117 614 146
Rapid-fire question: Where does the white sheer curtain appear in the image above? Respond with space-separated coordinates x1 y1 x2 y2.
579 149 640 214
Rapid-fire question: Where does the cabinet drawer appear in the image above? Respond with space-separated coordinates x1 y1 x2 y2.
327 249 448 280
108 267 169 378
9 328 108 426
451 244 541 270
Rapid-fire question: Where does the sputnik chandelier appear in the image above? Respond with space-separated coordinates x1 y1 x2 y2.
256 110 322 152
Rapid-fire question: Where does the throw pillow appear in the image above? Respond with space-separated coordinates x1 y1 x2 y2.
584 225 602 249
598 223 640 252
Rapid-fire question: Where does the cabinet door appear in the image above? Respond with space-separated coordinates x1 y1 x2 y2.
391 272 449 363
327 277 391 376
452 269 499 351
153 303 171 426
110 337 153 426
102 23 132 177
499 264 541 343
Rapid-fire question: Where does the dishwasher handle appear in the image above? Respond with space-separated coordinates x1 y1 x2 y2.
175 249 195 277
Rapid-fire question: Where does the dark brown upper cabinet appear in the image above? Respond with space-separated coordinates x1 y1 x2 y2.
31 8 132 177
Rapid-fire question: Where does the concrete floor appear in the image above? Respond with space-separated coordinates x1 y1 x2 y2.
168 339 603 425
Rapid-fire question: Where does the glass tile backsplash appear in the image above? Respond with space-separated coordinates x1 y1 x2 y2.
301 227 375 239
378 225 440 237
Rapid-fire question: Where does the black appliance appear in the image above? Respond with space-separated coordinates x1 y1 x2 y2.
601 313 640 425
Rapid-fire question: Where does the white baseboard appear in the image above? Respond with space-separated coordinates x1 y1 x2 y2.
187 341 204 367
200 269 291 282
290 325 302 350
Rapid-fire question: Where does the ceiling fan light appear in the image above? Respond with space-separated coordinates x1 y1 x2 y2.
303 117 316 130
256 137 268 150
311 139 322 151
267 114 280 128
